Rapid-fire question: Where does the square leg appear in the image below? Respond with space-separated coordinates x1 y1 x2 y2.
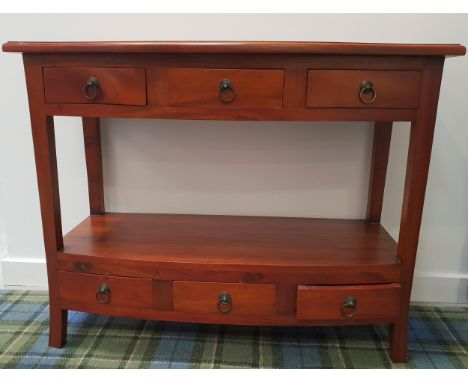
49 304 68 348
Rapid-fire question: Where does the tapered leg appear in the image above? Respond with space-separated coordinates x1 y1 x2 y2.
49 306 68 348
29 113 68 348
389 319 409 362
366 121 392 223
24 56 67 348
390 58 445 363
82 117 105 215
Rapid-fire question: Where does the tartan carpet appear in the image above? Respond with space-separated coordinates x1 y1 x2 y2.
0 290 467 369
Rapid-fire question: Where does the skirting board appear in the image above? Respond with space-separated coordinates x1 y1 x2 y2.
411 271 468 304
1 256 48 290
0 233 7 287
1 257 468 303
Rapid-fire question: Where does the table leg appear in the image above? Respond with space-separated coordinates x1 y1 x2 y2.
366 121 393 223
390 58 444 362
82 117 105 215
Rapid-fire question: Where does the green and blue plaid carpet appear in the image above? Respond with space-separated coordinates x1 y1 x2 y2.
0 289 467 368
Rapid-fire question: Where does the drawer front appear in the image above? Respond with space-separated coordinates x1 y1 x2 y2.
296 284 401 321
306 70 421 108
163 68 284 107
59 271 153 308
44 67 147 105
173 281 276 315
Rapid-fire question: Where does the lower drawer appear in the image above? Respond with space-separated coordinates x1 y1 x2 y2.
173 281 276 315
296 284 401 321
59 271 154 308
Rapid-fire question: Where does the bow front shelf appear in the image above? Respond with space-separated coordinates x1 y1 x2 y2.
3 40 465 363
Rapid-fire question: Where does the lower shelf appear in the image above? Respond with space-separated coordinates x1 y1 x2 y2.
58 213 400 284
57 213 402 325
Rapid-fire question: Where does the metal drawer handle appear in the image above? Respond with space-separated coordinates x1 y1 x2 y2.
96 283 111 304
83 76 101 100
340 296 356 318
359 80 377 104
217 292 232 314
219 79 235 104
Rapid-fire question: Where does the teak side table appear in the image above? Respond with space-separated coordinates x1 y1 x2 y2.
3 41 465 363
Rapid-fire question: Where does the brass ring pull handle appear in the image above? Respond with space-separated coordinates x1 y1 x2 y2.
217 292 232 314
359 80 377 104
340 296 356 318
219 79 235 104
96 283 111 304
83 77 101 100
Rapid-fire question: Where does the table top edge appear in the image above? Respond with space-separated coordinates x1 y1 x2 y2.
2 41 466 56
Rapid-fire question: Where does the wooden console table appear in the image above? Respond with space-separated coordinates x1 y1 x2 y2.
3 41 465 363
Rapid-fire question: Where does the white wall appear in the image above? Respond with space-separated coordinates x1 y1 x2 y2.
0 179 6 287
0 14 467 302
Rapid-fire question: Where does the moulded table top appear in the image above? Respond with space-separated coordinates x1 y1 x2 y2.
2 41 466 56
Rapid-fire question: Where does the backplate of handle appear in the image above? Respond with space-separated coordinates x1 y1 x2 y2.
340 296 356 318
96 283 111 304
359 80 377 104
219 79 235 104
83 76 101 100
217 292 232 314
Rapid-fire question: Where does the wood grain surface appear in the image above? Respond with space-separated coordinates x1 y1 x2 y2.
61 213 398 269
